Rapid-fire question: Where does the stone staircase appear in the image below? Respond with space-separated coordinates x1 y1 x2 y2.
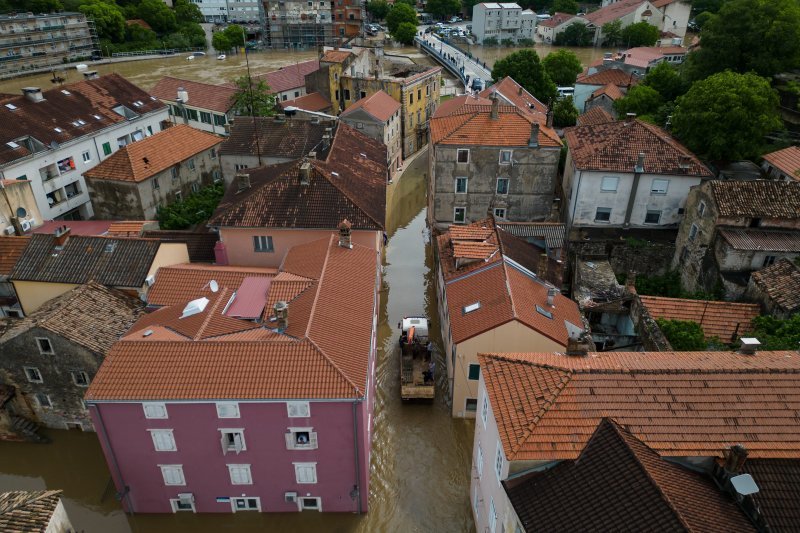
10 415 49 443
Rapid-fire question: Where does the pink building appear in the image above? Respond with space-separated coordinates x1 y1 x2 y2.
209 122 387 268
85 231 381 514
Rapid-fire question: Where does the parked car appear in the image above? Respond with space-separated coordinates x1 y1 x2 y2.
471 77 484 91
449 16 462 23
193 51 206 56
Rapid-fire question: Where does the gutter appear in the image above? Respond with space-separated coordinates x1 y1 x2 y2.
351 399 362 514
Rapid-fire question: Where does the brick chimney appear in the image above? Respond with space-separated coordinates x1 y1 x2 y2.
546 107 554 128
626 112 636 123
299 160 312 185
53 225 70 246
236 173 250 192
566 336 590 356
338 219 353 248
529 122 539 148
537 253 548 280
724 444 749 473
274 301 289 331
490 92 499 119
634 152 645 173
547 286 558 307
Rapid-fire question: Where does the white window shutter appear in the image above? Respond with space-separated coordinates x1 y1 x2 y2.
233 433 243 454
285 432 295 450
220 434 228 455
309 432 318 449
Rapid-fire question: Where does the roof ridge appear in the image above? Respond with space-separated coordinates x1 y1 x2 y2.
509 367 572 459
311 160 384 228
304 234 333 340
193 289 230 341
305 336 363 396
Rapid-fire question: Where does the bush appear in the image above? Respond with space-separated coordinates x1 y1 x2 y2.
501 38 515 46
482 37 498 45
518 38 534 46
656 318 707 351
749 314 800 350
627 270 723 300
157 182 225 230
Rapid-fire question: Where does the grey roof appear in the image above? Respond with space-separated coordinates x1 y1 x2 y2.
496 222 566 249
11 234 162 286
219 117 331 159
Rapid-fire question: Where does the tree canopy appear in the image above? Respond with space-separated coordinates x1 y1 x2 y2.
137 0 177 34
174 0 204 23
642 61 687 101
394 21 418 44
614 84 663 118
620 21 659 47
386 3 417 34
542 49 582 86
552 96 578 127
554 21 593 46
157 182 225 230
224 24 246 48
427 0 461 18
491 49 557 103
231 75 277 117
212 31 231 52
550 0 578 14
749 314 800 350
672 71 782 162
657 319 707 351
80 0 126 42
601 20 622 46
366 0 390 20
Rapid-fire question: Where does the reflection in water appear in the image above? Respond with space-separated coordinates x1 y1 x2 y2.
0 149 474 533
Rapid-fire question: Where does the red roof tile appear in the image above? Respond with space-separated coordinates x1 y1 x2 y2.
577 106 614 126
431 105 561 148
584 0 648 25
576 68 638 87
590 82 624 100
639 295 760 342
479 76 548 120
149 76 236 113
709 180 800 218
147 263 277 307
720 228 800 253
257 60 320 93
341 90 401 122
32 220 112 236
0 236 30 277
762 145 800 180
321 50 353 63
280 91 331 112
432 94 493 119
750 258 800 313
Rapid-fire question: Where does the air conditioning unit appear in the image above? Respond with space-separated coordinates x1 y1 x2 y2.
21 219 31 231
3 226 15 235
284 491 297 503
145 275 155 287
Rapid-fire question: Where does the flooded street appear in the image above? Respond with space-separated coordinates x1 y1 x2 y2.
0 151 476 533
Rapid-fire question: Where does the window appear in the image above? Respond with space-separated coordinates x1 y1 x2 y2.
187 109 199 122
281 94 288 101
159 465 185 486
651 179 669 194
191 182 200 193
143 402 168 419
148 126 153 135
344 89 350 101
698 201 706 216
24 367 42 383
228 464 252 485
455 177 468 194
493 208 506 220
253 235 274 253
763 255 776 267
132 130 144 142
594 207 611 222
468 364 480 380
600 176 619 192
36 338 54 355
150 429 177 452
81 150 91 163
644 210 661 224
465 398 477 412
35 393 51 408
175 191 182 202
117 136 129 148
294 462 318 484
210 148 217 159
232 497 260 512
188 159 196 171
214 114 227 126
489 497 498 533
170 494 195 512
481 394 488 428
476 445 484 478
171 167 178 180
688 223 698 241
287 401 310 418
300 497 321 511
235 164 249 172
200 111 212 124
216 402 240 418
152 178 160 190
499 150 512 164
496 178 509 195
220 429 246 454
285 427 318 449
457 149 469 163
417 89 421 101
71 371 90 387
410 92 414 104
495 443 504 480
454 207 466 224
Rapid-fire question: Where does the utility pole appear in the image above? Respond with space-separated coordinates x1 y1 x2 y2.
244 45 263 166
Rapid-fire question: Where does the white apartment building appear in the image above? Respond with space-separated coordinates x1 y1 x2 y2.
0 73 168 221
472 3 531 44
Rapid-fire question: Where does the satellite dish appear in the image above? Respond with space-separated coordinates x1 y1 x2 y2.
209 280 219 293
16 206 26 218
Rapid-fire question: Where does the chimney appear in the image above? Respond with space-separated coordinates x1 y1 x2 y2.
529 122 539 148
338 219 352 249
53 225 70 246
566 336 589 356
213 240 229 265
625 271 637 294
82 70 99 80
724 444 749 473
308 151 317 160
21 87 43 103
236 173 250 192
547 286 558 307
537 253 548 280
274 301 289 331
738 337 760 355
299 160 312 185
176 87 188 104
321 133 331 151
546 107 554 128
626 112 636 123
490 92 499 119
634 152 645 173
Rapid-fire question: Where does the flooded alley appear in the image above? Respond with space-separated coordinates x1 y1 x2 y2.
0 150 476 533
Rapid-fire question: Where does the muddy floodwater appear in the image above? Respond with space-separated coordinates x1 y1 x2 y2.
0 151 476 533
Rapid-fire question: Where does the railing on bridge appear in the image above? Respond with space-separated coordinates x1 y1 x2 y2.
416 37 467 85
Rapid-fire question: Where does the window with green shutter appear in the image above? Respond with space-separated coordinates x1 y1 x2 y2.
102 142 111 156
468 364 480 380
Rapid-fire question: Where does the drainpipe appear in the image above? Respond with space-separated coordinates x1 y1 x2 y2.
351 399 362 513
623 152 645 228
91 404 134 513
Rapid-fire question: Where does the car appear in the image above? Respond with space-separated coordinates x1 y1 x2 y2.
471 77 484 91
449 16 462 23
435 22 445 27
217 54 226 60
193 51 206 56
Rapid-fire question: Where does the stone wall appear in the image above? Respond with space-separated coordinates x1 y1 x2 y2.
629 294 672 351
570 237 676 277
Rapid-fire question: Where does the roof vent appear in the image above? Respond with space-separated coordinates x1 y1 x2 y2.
61 89 71 95
626 112 636 122
274 300 289 330
83 70 99 80
4 103 17 111
21 87 43 103
176 87 188 104
181 297 209 318
338 219 352 248
142 329 153 337
546 287 558 307
678 154 691 169
738 337 760 355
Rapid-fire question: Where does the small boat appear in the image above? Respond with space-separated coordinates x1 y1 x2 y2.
187 55 195 60
398 316 435 401
217 54 226 60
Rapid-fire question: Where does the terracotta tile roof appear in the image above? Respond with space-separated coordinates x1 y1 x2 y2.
750 259 800 314
451 241 498 260
11 234 163 287
709 180 800 218
720 228 800 253
0 282 144 354
219 116 329 158
83 125 222 183
141 229 218 262
448 225 494 241
321 50 353 63
590 82 624 100
430 105 561 148
498 228 564 286
745 459 800 531
211 124 386 230
146 263 277 307
0 490 64 532
639 295 759 342
0 236 30 277
280 237 331 279
496 222 566 250
341 90 401 122
432 95 493 119
537 11 576 27
564 119 712 176
479 76 548 119
280 91 331 112
106 221 153 237
584 0 647 25
479 350 800 461
576 106 614 126
264 272 314 321
0 74 166 166
257 60 320 93
576 67 638 87
762 145 800 180
149 76 236 113
505 419 755 533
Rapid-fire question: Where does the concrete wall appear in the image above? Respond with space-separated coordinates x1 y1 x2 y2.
12 280 79 316
45 499 74 533
146 243 191 282
0 180 42 234
660 0 691 37
90 399 370 513
431 144 559 229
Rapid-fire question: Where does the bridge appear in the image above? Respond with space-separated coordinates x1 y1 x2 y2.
415 34 492 92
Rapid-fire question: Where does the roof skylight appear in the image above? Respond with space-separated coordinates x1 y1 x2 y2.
463 302 481 314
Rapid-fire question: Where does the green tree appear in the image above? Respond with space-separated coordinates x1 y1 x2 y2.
692 0 724 15
462 0 479 13
178 22 208 48
542 49 582 86
80 1 126 42
657 318 707 351
367 0 390 20
138 0 178 34
554 21 593 46
620 21 659 47
231 75 277 117
394 0 416 7
174 0 204 23
550 0 578 14
30 0 62 12
684 0 800 80
491 49 557 103
614 84 663 117
386 3 417 33
394 21 418 44
125 22 158 46
428 0 461 18
750 314 800 350
553 96 578 127
224 24 246 48
642 61 687 101
157 182 225 230
212 31 231 52
601 20 622 46
672 71 782 161
694 11 713 29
